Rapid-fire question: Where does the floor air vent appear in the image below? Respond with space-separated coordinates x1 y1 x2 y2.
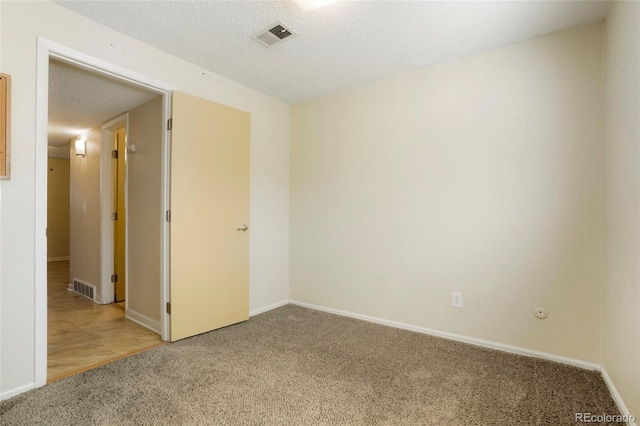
251 22 295 48
72 278 96 301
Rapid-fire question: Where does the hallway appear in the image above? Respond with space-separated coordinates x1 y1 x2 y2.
47 261 162 382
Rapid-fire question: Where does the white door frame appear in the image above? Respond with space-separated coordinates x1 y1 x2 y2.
100 114 129 306
35 38 173 386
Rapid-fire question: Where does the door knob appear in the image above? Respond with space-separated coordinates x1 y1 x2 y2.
237 224 249 232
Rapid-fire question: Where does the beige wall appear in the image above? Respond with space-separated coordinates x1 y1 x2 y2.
0 0 290 395
127 96 162 323
69 129 102 290
290 23 605 363
67 96 164 327
66 96 164 326
604 0 640 417
47 158 70 259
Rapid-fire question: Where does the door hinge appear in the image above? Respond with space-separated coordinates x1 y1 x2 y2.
111 149 118 159
166 210 171 222
111 212 118 221
111 274 118 283
166 302 171 314
167 118 172 131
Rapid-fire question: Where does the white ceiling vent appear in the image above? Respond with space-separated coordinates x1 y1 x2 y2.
251 23 295 48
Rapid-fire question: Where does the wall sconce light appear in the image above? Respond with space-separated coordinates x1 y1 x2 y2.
75 139 86 157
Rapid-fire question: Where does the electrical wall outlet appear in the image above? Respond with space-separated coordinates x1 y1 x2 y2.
452 292 463 308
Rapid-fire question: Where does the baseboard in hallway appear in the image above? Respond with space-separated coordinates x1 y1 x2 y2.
126 308 161 334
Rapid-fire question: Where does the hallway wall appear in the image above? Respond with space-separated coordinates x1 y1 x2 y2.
69 129 102 293
47 157 70 260
127 96 163 328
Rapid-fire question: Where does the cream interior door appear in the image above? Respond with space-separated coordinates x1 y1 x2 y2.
170 91 250 341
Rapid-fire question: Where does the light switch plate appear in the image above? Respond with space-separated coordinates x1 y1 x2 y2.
452 292 463 308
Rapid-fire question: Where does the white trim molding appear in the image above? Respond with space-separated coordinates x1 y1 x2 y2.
35 37 50 389
1 383 36 401
289 300 601 371
34 38 175 397
250 300 289 317
126 308 161 335
600 367 637 426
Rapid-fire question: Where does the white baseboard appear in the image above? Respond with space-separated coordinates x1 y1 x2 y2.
126 308 161 335
95 297 112 305
600 367 637 426
47 256 69 262
289 300 600 371
250 299 289 317
1 382 35 401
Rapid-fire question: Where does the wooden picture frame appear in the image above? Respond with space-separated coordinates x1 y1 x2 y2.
0 73 11 179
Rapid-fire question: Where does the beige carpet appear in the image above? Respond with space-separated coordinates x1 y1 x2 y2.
1 305 621 425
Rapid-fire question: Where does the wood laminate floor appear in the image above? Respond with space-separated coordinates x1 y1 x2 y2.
47 260 162 382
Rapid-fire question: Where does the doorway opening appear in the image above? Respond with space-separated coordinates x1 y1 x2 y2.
38 38 252 389
40 42 172 384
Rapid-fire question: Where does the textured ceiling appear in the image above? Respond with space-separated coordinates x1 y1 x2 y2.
48 142 71 159
48 59 158 146
55 1 609 104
